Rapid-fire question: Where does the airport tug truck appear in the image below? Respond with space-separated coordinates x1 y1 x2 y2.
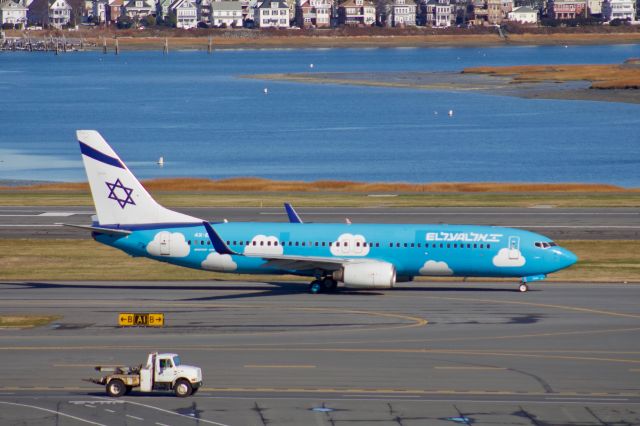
91 352 203 397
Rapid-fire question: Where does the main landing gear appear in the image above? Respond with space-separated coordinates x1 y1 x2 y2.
308 277 338 294
519 283 529 293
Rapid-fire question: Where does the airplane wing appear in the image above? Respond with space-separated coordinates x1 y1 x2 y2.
203 221 379 272
251 254 371 272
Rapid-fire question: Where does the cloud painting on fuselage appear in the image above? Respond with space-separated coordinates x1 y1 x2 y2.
72 130 578 293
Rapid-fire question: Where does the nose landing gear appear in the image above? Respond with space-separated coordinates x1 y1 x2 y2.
519 283 529 293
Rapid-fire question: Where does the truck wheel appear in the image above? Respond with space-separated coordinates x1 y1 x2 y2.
174 379 192 397
106 379 126 398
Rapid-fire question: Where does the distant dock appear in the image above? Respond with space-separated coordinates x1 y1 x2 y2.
0 36 94 52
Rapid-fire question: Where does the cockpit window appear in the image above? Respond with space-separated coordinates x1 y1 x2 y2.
535 241 556 249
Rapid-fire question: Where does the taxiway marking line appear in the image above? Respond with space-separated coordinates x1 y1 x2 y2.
0 401 106 425
0 224 62 227
244 364 316 369
94 398 230 426
126 414 144 421
434 366 507 370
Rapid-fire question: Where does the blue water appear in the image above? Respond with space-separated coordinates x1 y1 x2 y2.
1 45 640 186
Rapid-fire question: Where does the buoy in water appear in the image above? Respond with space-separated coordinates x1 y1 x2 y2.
263 88 269 94
448 110 454 117
309 63 314 68
157 156 164 166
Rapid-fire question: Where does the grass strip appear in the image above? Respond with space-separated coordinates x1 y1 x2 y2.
0 315 61 328
1 239 638 283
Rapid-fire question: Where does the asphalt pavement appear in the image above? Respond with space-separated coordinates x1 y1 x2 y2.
0 280 639 425
1 206 639 240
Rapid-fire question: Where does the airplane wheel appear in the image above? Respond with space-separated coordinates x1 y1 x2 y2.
519 283 529 293
322 278 338 292
309 281 322 294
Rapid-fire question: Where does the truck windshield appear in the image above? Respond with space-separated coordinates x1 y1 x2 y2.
173 356 181 367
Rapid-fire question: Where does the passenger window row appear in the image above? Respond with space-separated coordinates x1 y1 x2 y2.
187 240 491 250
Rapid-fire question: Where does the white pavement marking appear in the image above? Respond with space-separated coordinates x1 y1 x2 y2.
126 414 144 421
104 409 115 413
0 401 107 425
0 224 62 227
156 423 172 426
259 212 638 216
38 212 78 217
544 397 629 401
92 397 231 426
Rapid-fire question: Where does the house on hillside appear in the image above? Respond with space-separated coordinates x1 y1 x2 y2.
546 0 587 19
28 0 72 27
210 0 242 27
337 0 375 25
170 0 197 28
507 5 537 22
0 0 28 28
254 0 289 28
601 0 635 21
422 0 452 26
122 0 154 19
296 0 332 28
391 0 416 26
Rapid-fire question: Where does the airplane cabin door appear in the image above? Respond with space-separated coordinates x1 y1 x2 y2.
159 231 170 256
508 236 520 260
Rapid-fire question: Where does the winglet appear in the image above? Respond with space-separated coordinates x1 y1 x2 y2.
202 221 240 256
284 203 303 224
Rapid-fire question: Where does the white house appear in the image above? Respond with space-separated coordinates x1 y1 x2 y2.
123 0 155 19
28 0 72 28
423 0 452 27
507 5 537 22
391 0 416 26
254 0 289 28
602 0 635 21
0 0 28 28
170 0 197 28
210 0 242 27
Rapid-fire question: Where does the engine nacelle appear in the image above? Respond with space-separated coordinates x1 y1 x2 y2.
333 262 396 289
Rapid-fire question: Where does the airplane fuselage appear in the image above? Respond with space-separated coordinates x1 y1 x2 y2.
95 222 577 282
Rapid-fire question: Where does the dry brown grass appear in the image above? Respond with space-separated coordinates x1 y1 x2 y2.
464 64 640 90
0 315 60 328
1 178 631 193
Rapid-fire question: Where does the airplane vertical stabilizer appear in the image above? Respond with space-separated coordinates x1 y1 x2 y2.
77 130 201 226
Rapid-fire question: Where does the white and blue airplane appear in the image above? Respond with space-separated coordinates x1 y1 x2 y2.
70 130 577 294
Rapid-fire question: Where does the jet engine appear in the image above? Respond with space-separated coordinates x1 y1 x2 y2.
333 262 396 289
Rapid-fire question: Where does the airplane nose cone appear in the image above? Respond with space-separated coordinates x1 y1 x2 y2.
561 248 578 268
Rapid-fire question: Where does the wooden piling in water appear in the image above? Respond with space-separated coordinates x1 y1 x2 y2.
114 38 119 55
163 37 168 55
207 36 212 54
102 37 107 54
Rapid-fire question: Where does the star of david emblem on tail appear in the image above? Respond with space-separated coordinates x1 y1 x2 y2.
106 178 136 209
